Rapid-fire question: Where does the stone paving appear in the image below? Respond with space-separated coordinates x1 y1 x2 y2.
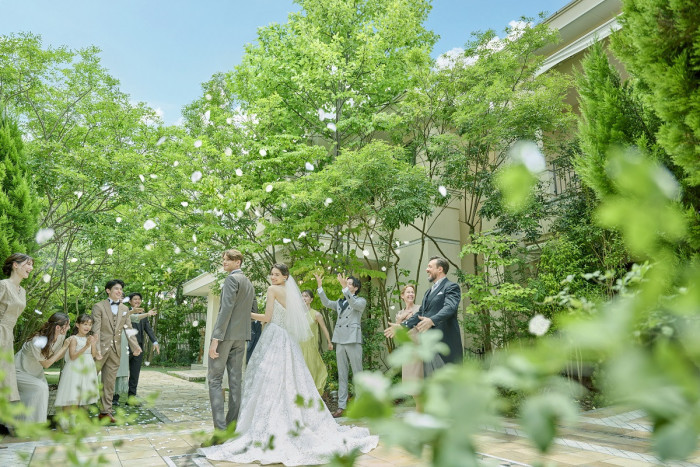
1 369 699 466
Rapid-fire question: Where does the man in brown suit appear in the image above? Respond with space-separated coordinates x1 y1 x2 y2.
93 279 141 422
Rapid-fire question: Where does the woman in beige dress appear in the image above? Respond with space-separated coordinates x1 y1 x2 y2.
300 290 333 393
15 312 72 423
0 253 34 403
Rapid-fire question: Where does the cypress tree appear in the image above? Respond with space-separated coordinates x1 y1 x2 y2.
0 113 40 264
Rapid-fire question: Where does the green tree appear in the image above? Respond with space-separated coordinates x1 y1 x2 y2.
0 112 40 262
612 0 700 186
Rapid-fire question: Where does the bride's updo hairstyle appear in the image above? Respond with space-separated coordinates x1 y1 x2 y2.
272 263 290 279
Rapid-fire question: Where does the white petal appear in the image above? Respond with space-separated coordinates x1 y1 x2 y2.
226 117 233 125
116 217 122 223
42 274 51 283
122 297 130 304
107 248 114 255
362 249 369 257
305 162 315 171
139 174 145 182
156 136 167 146
259 148 267 156
35 228 55 244
181 201 189 207
265 184 273 192
205 94 212 101
381 266 387 272
125 329 138 338
327 122 336 132
70 258 78 263
174 246 181 254
192 234 197 243
74 191 83 198
325 197 333 205
438 185 448 197
298 231 307 238
192 320 199 327
283 238 291 244
143 220 157 230
150 174 157 179
194 140 202 148
235 168 243 177
224 147 232 156
173 161 179 167
90 260 95 265
528 314 551 336
191 171 203 183
34 309 42 315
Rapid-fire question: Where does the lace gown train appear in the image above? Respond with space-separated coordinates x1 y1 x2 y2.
200 300 378 466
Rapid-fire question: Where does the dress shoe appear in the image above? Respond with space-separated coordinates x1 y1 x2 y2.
332 408 344 418
98 413 116 424
201 436 225 447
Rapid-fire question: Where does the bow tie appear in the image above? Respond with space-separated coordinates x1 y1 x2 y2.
110 300 121 306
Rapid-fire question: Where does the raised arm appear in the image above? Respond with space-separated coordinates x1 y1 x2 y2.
315 272 339 311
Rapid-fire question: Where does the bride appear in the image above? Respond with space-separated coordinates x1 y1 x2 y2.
200 263 378 466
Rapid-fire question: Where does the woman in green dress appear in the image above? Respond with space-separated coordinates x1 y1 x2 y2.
299 290 333 394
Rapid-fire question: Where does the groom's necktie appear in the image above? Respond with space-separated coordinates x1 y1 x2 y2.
339 298 349 315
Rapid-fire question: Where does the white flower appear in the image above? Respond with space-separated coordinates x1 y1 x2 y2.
156 136 166 146
265 184 273 192
42 274 51 283
438 185 448 197
194 140 202 148
32 336 48 349
528 314 551 336
116 217 122 223
235 168 243 177
205 94 212 101
181 201 189 207
259 148 267 156
192 320 199 327
35 228 55 244
107 248 114 255
191 171 203 183
139 174 145 182
305 162 314 171
143 220 157 230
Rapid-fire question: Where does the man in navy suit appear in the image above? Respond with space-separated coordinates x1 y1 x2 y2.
127 292 160 402
389 256 463 364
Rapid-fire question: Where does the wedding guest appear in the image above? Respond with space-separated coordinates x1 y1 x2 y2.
315 272 366 418
126 293 159 404
92 280 141 423
299 289 333 393
0 253 33 404
54 314 99 409
15 313 72 423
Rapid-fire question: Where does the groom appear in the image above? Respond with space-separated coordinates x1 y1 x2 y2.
207 249 257 432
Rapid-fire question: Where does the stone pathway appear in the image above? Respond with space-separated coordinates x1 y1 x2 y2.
1 369 699 466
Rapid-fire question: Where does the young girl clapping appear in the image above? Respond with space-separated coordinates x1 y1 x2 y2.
54 314 99 409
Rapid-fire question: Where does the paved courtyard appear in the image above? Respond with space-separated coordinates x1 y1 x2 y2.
1 369 698 466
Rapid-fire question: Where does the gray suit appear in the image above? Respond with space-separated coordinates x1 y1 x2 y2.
208 269 257 430
318 287 366 410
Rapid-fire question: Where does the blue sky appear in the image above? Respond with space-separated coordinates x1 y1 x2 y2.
0 0 568 125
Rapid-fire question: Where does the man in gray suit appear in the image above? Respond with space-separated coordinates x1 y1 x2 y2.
315 272 366 418
207 249 257 433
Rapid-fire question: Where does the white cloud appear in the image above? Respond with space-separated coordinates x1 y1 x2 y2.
435 47 478 70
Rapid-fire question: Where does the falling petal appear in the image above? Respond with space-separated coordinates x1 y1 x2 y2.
94 286 98 293
235 168 243 177
327 122 336 132
245 202 251 210
70 258 78 263
181 201 189 207
324 197 333 206
143 220 157 230
144 361 150 367
283 238 292 244
205 94 212 101
194 140 202 148
362 250 369 257
139 184 145 192
528 314 551 336
42 274 51 283
192 320 199 327
35 228 55 244
74 191 83 199
259 149 267 156
404 241 409 245
90 260 95 265
116 217 122 223
32 336 48 349
34 309 42 315
107 248 114 255
298 232 307 238
305 162 315 171
204 110 211 120
191 171 203 183
145 244 153 251
122 296 130 304
139 174 145 182
173 161 179 167
125 329 138 338
226 117 233 125
224 147 232 156
192 234 197 243
265 184 273 193
174 246 181 254
150 174 158 179
438 186 448 197
381 266 387 272
156 136 167 146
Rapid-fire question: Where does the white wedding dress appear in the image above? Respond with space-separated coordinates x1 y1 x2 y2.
200 299 378 466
